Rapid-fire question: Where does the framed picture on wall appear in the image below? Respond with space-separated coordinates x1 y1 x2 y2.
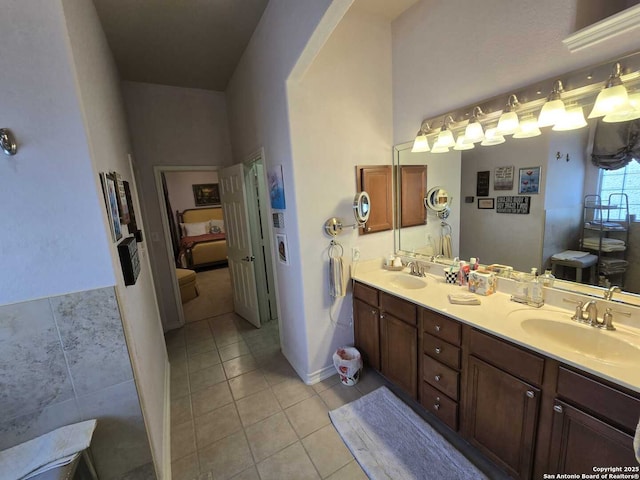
193 183 220 206
494 166 514 191
478 198 495 209
276 233 289 265
100 172 123 242
268 165 286 210
518 167 541 194
476 170 490 196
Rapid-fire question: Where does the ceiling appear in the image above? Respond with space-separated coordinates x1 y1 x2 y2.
93 0 419 92
93 0 269 91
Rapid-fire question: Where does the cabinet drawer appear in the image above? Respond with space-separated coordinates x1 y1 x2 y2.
422 355 459 400
468 329 544 386
422 333 461 370
353 282 378 306
421 381 458 431
557 367 640 432
422 309 461 346
380 291 416 326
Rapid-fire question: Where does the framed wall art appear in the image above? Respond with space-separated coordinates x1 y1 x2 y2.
100 172 122 241
276 233 289 265
494 166 514 191
477 198 495 209
268 165 286 210
518 167 541 194
476 170 490 196
113 171 130 224
192 183 220 206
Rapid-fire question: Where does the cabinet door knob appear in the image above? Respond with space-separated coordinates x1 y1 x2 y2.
553 405 563 413
434 403 440 410
434 347 441 354
371 309 376 315
435 325 441 332
434 375 441 382
380 314 385 319
526 390 535 398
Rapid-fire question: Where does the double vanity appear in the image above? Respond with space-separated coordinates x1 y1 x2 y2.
351 261 640 479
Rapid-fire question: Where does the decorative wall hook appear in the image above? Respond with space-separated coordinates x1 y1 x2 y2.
0 128 17 156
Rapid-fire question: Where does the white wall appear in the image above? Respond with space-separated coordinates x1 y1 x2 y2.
0 0 113 306
288 6 394 379
226 0 348 380
123 83 233 331
60 1 167 477
392 0 640 146
165 170 220 217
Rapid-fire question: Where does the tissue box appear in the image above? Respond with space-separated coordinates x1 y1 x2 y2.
468 270 496 295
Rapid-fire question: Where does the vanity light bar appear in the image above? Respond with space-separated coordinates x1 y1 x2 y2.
415 50 640 145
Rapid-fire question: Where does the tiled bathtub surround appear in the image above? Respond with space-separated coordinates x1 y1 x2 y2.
0 287 155 480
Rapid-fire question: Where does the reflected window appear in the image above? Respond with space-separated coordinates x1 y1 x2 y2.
599 161 640 219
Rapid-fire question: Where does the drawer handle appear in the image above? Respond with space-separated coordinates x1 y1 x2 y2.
434 347 441 354
434 375 441 382
435 325 441 332
526 390 535 398
434 403 440 410
553 405 563 413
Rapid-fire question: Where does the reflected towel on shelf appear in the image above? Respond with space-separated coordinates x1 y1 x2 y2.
551 250 590 261
330 256 347 298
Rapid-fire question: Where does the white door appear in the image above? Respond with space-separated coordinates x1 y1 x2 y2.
220 164 261 328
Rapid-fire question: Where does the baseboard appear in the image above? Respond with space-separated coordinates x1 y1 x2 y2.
163 360 171 480
305 364 337 385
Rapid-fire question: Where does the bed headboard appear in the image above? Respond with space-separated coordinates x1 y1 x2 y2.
179 207 224 224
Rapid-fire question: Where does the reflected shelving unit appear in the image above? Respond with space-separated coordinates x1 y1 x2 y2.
580 193 629 287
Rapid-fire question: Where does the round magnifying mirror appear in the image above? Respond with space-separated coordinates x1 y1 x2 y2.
425 186 451 212
353 191 371 225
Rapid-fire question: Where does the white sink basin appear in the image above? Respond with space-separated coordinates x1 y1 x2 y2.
509 310 640 365
388 274 427 290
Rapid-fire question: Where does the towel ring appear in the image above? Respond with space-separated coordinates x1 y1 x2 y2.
329 240 344 258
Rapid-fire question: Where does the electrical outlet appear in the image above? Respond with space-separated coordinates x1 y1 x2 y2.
352 247 361 261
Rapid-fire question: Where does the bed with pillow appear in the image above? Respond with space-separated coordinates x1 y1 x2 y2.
177 207 228 269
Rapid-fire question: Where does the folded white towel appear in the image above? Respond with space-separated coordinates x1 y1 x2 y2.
551 250 590 261
448 293 481 305
0 420 97 480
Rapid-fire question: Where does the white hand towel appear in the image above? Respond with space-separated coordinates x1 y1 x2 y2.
448 293 481 305
0 419 97 480
330 256 346 298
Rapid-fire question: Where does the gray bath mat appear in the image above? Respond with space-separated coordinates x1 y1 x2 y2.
329 386 488 479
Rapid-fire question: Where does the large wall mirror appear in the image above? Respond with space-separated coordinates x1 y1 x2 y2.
394 52 640 305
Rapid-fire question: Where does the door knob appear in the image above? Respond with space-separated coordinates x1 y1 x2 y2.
553 405 563 413
526 390 535 398
242 255 255 262
434 375 441 382
435 347 441 354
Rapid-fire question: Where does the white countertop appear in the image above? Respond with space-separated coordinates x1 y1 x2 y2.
351 260 640 393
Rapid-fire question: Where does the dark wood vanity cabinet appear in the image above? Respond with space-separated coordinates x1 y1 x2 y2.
547 367 639 473
353 283 417 398
420 309 462 431
464 329 543 479
352 283 640 479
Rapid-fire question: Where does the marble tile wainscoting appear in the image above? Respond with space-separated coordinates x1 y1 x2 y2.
0 287 155 480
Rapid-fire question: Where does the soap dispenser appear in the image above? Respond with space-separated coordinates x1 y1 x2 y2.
540 269 555 287
527 268 543 307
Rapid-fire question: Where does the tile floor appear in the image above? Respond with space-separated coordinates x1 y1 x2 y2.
166 312 385 480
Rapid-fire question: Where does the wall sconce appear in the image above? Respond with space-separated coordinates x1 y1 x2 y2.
464 106 485 143
588 62 629 119
513 115 542 138
537 80 566 127
411 121 431 152
453 134 474 150
496 95 520 135
0 128 17 156
552 104 587 131
480 127 505 146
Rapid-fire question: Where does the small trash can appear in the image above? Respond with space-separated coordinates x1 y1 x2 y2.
333 347 363 386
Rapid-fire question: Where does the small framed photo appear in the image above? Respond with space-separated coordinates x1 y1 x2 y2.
100 172 122 242
518 167 541 194
477 198 495 209
276 233 289 265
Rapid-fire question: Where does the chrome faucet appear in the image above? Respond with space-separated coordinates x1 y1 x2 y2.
408 261 427 277
604 286 621 301
581 300 599 326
